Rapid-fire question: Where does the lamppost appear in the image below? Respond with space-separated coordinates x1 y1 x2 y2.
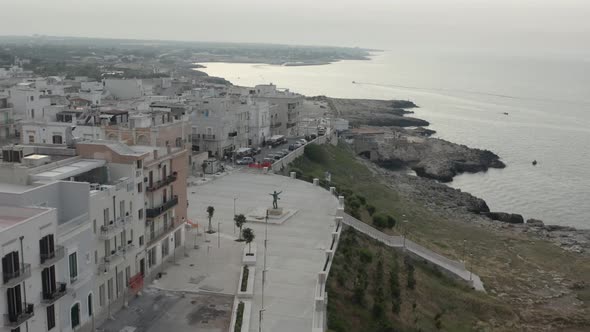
233 195 238 234
260 210 269 332
462 239 467 263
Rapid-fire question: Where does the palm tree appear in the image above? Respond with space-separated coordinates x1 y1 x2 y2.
242 228 255 254
206 206 215 233
234 214 246 241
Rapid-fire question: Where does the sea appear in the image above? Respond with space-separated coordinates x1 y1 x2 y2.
197 50 590 229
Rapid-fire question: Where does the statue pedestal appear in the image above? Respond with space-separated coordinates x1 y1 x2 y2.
268 208 283 216
245 207 298 225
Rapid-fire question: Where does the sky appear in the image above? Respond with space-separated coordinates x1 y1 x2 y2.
1 0 589 53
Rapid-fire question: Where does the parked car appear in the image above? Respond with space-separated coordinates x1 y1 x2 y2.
253 147 262 155
236 157 254 165
297 139 307 145
288 144 296 151
310 134 317 140
263 158 275 164
293 142 303 149
272 154 282 160
281 149 290 156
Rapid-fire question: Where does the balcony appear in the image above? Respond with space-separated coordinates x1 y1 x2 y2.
3 303 34 327
146 172 178 192
2 264 31 288
146 195 178 219
40 245 65 267
202 134 216 140
98 242 135 274
98 215 132 240
40 282 67 304
271 122 282 128
146 218 184 247
286 122 297 128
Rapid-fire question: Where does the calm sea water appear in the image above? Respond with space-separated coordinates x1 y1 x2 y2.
198 50 590 228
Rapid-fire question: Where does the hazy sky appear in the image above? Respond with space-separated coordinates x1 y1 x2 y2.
1 0 589 52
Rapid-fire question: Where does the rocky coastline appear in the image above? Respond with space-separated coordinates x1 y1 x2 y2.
325 97 590 254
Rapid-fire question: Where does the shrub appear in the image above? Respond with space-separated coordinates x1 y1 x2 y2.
387 215 396 228
346 196 361 210
366 204 376 216
240 266 249 292
372 301 385 318
358 248 373 264
304 144 326 163
356 194 367 205
372 213 388 229
234 301 244 332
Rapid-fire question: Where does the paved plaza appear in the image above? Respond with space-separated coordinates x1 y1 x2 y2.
101 170 339 332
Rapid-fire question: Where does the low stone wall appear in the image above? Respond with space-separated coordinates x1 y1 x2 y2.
270 129 338 172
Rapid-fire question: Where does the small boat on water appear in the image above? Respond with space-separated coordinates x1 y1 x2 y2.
503 112 509 115
352 81 356 84
532 160 538 166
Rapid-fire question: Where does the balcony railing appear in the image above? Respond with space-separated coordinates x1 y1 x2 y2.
40 245 65 267
202 134 216 140
41 282 67 304
98 242 135 274
98 215 132 240
146 196 178 219
271 122 282 128
146 172 177 192
286 122 297 128
146 218 184 247
3 303 34 327
2 264 31 288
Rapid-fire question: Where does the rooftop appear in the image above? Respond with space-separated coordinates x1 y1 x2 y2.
31 159 106 181
0 205 53 231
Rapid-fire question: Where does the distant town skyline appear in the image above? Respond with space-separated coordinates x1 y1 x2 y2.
1 0 589 53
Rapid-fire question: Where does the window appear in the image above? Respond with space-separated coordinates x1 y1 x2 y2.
161 239 169 257
31 109 34 118
138 208 143 220
139 235 144 246
30 96 34 101
117 271 123 296
39 234 55 264
136 160 142 169
94 251 97 264
47 304 55 330
99 284 105 307
69 252 78 283
52 135 62 144
70 303 80 329
28 135 34 143
107 278 113 301
93 219 96 234
2 251 20 283
87 293 93 317
103 208 109 225
137 183 142 193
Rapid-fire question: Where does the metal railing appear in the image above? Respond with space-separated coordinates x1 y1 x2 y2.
146 195 178 219
40 245 65 267
2 264 31 288
3 302 34 327
146 172 177 192
99 215 132 240
202 134 216 140
40 282 67 304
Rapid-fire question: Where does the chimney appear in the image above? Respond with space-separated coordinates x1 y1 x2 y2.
153 149 158 160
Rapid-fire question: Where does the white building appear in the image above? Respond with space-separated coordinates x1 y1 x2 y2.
102 79 145 100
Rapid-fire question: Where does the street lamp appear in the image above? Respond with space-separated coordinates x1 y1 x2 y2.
233 195 238 234
462 239 467 263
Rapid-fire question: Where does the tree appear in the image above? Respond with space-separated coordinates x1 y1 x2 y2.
242 228 255 254
206 206 215 233
234 214 246 241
